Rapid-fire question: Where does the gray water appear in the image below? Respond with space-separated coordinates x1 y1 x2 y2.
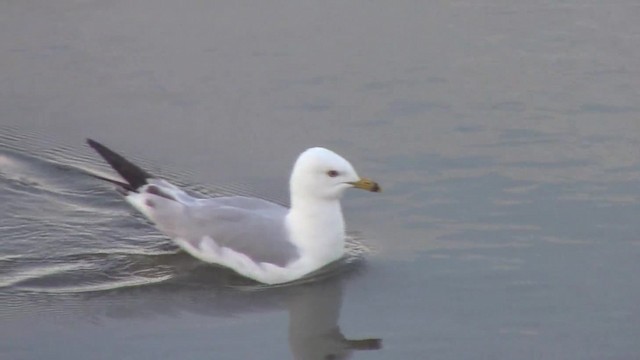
1 1 640 359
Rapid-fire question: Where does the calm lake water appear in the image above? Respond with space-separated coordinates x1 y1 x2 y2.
1 1 639 359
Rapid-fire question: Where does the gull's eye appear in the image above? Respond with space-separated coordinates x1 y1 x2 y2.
327 170 339 178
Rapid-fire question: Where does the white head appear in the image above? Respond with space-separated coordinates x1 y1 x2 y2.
289 147 380 201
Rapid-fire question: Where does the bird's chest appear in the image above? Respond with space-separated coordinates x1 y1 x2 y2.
287 211 345 261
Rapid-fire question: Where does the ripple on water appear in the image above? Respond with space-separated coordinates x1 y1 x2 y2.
0 237 368 294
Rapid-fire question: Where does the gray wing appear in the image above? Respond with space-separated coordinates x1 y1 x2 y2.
176 196 299 266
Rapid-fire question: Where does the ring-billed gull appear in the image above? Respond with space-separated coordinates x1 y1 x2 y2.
87 139 380 284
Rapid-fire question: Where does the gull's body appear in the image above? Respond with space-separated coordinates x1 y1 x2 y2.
87 139 380 284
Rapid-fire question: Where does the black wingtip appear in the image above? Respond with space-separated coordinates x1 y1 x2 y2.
86 138 151 190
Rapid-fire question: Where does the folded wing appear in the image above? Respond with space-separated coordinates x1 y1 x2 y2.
87 139 299 268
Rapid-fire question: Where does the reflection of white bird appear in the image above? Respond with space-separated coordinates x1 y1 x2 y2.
288 279 382 360
87 139 380 284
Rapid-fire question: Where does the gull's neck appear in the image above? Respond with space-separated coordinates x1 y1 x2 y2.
287 194 346 267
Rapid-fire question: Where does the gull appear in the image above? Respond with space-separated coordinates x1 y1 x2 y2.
86 139 380 284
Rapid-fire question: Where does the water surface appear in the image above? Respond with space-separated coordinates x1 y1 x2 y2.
1 1 639 359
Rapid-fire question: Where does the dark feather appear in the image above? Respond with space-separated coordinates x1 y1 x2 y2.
87 138 151 191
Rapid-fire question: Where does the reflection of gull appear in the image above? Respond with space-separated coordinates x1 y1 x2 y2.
0 268 382 359
288 279 382 360
86 139 380 284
